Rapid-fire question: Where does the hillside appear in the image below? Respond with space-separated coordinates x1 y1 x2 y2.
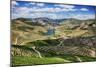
11 17 96 66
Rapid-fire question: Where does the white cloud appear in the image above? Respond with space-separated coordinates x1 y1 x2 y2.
29 13 68 19
12 8 95 20
29 2 35 5
54 4 77 12
12 3 77 19
11 6 78 19
27 7 77 12
70 14 95 20
12 4 95 20
12 1 19 6
55 4 75 9
33 7 54 12
36 3 45 7
80 8 89 11
14 7 37 13
11 1 19 9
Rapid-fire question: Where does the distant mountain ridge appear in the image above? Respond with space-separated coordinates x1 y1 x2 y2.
12 17 96 26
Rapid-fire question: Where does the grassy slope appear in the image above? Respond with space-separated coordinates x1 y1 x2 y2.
12 56 70 65
11 43 96 66
12 55 95 66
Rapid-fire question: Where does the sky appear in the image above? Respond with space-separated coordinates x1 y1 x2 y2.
11 1 96 20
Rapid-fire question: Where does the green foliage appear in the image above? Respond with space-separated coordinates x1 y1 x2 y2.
26 39 60 46
78 56 96 62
